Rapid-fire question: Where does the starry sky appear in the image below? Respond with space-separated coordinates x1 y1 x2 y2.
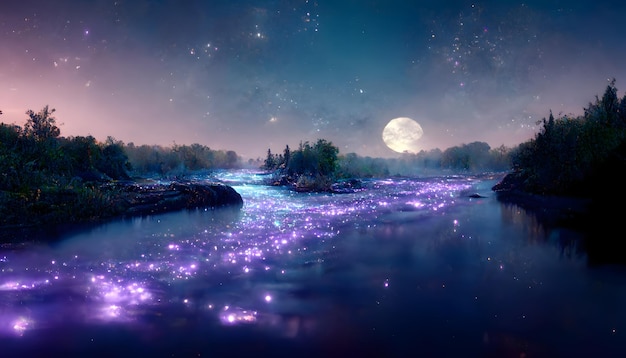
2 0 626 159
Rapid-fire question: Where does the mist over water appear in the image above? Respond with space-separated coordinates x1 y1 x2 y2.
1 170 625 356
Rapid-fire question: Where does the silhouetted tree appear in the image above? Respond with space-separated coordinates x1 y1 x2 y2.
585 78 619 126
442 146 469 170
313 139 338 177
0 123 23 191
488 145 512 170
58 135 101 179
226 150 239 168
505 79 626 196
98 137 131 180
283 145 291 169
263 148 276 170
24 105 60 141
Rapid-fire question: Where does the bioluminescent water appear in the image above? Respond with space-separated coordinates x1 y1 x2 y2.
1 170 625 357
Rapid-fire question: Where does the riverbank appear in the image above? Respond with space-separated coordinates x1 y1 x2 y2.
0 179 243 243
492 171 625 266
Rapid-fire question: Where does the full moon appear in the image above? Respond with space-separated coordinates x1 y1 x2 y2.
382 117 424 153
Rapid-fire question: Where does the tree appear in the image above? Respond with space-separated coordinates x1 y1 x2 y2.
440 142 490 171
225 150 239 168
283 145 291 168
0 123 23 191
505 79 626 196
263 148 276 170
313 139 338 177
289 141 314 175
98 136 131 180
464 141 491 170
488 145 512 170
281 139 338 177
24 105 60 141
59 135 101 177
442 146 469 170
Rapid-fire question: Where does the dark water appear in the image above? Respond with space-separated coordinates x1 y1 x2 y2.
1 170 625 357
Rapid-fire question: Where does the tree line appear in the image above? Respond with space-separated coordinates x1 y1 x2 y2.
0 107 243 188
5 75 622 226
124 142 239 176
0 106 129 227
0 106 242 228
492 78 626 265
261 136 513 191
0 106 131 191
263 78 626 189
262 139 513 182
504 78 626 196
334 142 512 178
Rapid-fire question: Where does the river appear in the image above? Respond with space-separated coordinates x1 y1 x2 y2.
1 170 625 357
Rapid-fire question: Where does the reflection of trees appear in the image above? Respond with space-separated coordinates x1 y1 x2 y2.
499 203 544 243
498 200 586 260
493 80 626 265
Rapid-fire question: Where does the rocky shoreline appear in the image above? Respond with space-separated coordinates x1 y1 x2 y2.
0 180 243 243
116 180 243 216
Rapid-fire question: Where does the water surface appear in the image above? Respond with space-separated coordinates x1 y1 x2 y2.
1 170 625 357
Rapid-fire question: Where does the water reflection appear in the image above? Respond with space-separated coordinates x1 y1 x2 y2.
499 201 586 260
0 171 624 356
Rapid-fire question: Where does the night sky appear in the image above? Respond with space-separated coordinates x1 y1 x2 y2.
2 0 625 159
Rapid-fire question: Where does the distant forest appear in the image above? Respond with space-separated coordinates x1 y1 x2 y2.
1 105 515 192
262 79 626 195
262 141 512 179
1 77 625 211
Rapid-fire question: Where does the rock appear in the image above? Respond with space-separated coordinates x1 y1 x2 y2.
468 193 486 198
331 178 364 193
121 181 243 217
491 171 525 192
0 181 244 243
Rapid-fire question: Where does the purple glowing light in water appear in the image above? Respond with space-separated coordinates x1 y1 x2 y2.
0 170 480 336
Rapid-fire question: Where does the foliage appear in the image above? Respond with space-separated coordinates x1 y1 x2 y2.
0 105 245 232
288 139 339 177
99 137 132 180
24 106 60 141
0 107 129 229
336 153 391 178
0 106 244 231
123 142 240 177
442 141 490 171
263 139 339 191
263 148 276 170
263 137 511 190
334 145 510 179
506 79 626 196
